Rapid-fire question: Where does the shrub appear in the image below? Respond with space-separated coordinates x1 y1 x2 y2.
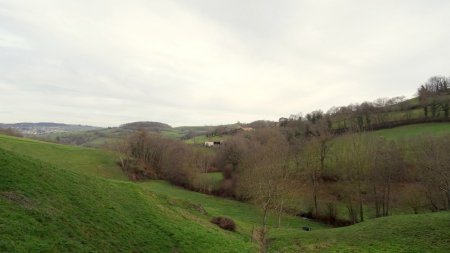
217 178 235 198
325 202 338 222
210 217 236 231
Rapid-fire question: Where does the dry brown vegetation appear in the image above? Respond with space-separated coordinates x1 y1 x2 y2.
114 130 215 192
112 77 449 253
210 217 236 231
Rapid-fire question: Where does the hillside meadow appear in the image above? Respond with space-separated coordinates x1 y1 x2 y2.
0 148 256 252
372 122 450 139
1 125 450 252
0 134 124 180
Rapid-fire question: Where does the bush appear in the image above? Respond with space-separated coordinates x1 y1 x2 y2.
217 178 235 198
210 217 236 231
117 158 158 181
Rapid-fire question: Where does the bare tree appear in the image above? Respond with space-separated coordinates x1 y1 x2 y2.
111 139 131 172
332 133 369 223
418 76 450 117
302 138 322 217
416 135 450 210
236 129 290 253
302 119 333 217
370 138 405 217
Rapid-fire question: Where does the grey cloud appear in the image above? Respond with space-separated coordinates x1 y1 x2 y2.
0 0 450 126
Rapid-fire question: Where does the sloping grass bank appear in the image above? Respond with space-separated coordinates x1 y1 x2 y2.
0 148 256 252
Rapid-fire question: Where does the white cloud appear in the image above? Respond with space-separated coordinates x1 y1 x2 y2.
0 0 450 126
0 29 31 50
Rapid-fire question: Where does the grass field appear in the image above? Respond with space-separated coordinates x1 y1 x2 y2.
39 125 219 147
40 127 135 148
139 181 325 235
0 148 256 252
184 134 224 144
373 122 450 140
1 129 450 252
205 172 223 187
0 134 125 180
160 129 185 139
271 211 450 252
0 134 321 252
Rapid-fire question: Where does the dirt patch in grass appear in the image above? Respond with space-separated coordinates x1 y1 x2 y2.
1 191 34 209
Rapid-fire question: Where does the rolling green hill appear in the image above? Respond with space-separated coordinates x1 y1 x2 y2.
37 124 213 148
0 134 320 252
139 181 325 234
139 181 450 253
34 122 243 148
1 134 449 252
0 148 256 252
271 211 450 252
0 134 124 180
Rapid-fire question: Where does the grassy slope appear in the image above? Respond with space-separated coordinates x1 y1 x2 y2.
40 127 134 148
138 182 450 252
0 134 125 180
1 131 450 252
160 129 185 139
198 172 223 190
0 149 256 253
271 211 450 252
184 135 224 144
39 125 215 147
140 181 325 234
0 134 320 251
372 122 450 140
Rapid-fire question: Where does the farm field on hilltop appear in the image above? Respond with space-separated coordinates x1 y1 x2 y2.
372 122 450 140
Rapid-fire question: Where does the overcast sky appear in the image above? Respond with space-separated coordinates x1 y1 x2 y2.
1 0 449 127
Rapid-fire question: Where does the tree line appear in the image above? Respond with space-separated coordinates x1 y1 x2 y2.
116 121 449 250
418 76 450 117
114 76 449 252
281 76 449 133
114 130 217 193
213 120 448 250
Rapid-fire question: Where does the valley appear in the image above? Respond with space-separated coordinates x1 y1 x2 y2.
1 122 449 252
